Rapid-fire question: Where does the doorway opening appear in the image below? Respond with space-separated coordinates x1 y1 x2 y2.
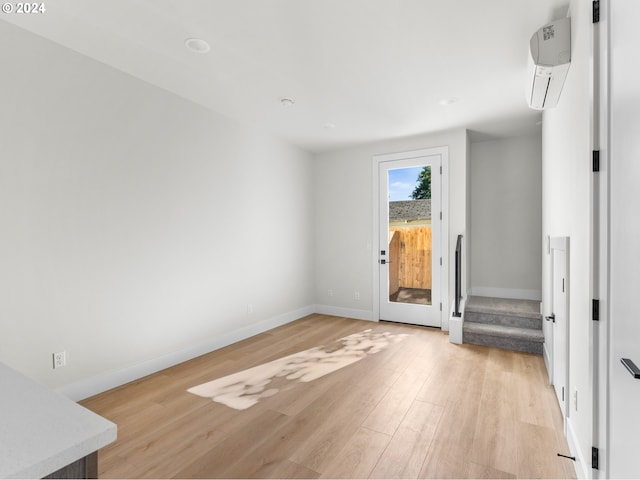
549 236 569 427
373 148 448 328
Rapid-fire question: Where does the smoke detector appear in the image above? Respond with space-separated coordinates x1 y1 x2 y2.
185 38 210 54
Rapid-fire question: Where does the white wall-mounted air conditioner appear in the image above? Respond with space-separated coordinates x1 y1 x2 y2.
527 16 571 110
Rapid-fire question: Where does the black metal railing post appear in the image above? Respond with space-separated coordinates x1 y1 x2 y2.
453 235 463 317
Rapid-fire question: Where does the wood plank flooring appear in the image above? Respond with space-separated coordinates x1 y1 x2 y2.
81 314 577 479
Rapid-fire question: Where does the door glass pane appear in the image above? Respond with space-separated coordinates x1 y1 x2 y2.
387 166 432 305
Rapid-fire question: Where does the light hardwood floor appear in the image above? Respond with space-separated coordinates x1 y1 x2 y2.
81 314 577 479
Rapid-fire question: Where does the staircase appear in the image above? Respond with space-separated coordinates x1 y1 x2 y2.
463 296 544 354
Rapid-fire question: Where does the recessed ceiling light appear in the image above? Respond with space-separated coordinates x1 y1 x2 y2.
280 97 296 107
185 38 210 54
323 122 336 129
439 97 459 106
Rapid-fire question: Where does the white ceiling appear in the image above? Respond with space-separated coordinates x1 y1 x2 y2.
2 0 569 153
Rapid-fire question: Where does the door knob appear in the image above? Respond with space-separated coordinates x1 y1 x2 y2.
545 314 556 323
621 358 640 379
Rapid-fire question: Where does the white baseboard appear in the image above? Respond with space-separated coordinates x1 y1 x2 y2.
469 286 542 301
543 343 553 384
313 305 375 322
57 305 315 402
567 417 589 479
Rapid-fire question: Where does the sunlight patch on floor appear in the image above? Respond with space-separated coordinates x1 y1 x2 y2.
187 329 410 410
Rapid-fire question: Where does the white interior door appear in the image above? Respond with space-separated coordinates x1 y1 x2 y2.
550 237 569 422
607 1 640 476
378 155 441 327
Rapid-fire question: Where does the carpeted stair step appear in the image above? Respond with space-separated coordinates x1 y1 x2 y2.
465 310 542 330
463 296 544 354
465 296 542 329
463 322 544 355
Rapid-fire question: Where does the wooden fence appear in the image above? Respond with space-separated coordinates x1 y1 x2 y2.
388 226 432 294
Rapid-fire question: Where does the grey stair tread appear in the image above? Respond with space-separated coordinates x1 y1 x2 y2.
465 296 542 319
463 322 544 342
463 331 543 355
463 296 544 354
465 310 542 329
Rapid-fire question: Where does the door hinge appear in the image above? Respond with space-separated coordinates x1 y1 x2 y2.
592 446 599 469
592 0 600 23
562 386 565 402
440 165 442 175
440 302 442 311
593 150 600 172
440 257 442 266
439 211 442 221
592 299 600 321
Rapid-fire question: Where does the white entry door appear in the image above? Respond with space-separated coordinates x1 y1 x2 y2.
550 237 569 422
606 1 640 477
377 154 441 327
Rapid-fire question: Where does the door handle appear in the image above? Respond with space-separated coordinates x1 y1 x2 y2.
545 314 556 323
621 358 640 379
380 259 392 264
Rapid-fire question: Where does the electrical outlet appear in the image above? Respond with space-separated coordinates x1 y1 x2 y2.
52 351 66 369
328 289 333 297
354 291 360 300
247 303 254 315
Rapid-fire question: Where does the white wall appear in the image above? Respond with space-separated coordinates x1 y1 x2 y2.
471 135 542 300
313 129 468 322
541 1 592 475
0 22 314 396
